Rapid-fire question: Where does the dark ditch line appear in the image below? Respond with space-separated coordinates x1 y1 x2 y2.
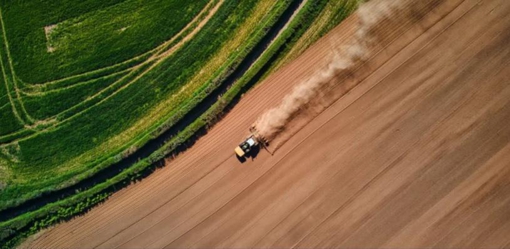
0 0 304 222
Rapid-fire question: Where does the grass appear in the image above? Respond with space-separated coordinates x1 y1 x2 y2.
0 0 221 207
0 18 30 133
0 0 209 137
22 71 129 119
268 0 359 73
0 104 22 136
3 0 209 83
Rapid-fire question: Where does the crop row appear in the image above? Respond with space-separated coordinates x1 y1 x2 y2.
2 0 209 83
0 21 27 135
0 0 219 141
18 0 219 94
0 0 210 141
22 71 129 120
0 0 219 145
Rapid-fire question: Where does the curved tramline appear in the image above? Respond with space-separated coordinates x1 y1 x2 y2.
0 0 238 145
20 0 221 93
1 0 222 136
0 0 215 201
0 1 214 137
0 0 359 247
20 69 132 97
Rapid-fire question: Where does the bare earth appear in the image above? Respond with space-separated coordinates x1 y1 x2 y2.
25 0 510 248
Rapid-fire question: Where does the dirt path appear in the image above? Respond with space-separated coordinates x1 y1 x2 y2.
24 0 510 248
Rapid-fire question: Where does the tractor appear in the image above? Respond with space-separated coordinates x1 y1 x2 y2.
234 126 269 158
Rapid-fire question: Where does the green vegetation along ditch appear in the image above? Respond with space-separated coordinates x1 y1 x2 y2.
0 0 358 247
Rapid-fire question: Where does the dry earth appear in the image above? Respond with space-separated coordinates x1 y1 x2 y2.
24 0 510 247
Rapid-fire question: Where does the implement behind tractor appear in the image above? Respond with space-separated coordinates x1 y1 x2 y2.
234 126 269 158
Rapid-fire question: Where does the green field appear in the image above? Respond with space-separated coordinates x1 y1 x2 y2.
0 0 256 206
0 0 358 246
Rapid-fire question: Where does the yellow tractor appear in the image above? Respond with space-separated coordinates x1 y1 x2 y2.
234 126 268 158
234 135 258 158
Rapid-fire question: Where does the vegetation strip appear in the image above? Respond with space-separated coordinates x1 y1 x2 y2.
0 8 34 126
265 0 358 76
0 25 24 127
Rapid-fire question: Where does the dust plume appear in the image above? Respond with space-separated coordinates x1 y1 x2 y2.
254 0 410 142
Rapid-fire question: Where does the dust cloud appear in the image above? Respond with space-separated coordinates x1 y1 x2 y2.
254 0 409 141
